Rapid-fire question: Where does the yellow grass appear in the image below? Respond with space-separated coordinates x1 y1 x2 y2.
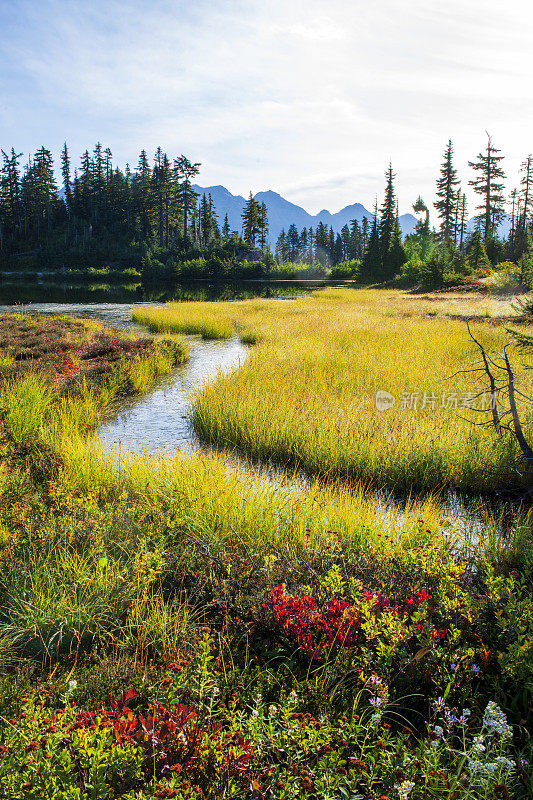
135 288 533 493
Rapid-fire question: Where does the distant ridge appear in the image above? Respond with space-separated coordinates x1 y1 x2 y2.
192 184 418 244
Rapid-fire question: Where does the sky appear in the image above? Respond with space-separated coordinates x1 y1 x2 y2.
1 0 533 217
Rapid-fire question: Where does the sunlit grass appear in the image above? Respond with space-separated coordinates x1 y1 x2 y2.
136 288 533 493
133 303 233 340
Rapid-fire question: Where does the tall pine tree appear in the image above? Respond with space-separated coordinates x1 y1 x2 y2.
434 139 460 242
468 134 506 240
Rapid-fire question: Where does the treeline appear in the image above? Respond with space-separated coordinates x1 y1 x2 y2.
0 143 267 272
3 135 533 288
276 135 533 287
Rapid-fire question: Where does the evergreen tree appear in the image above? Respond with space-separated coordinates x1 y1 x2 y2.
349 219 362 259
22 146 57 234
258 202 269 251
328 227 335 263
174 155 201 238
341 224 350 260
61 142 72 213
515 155 533 256
333 233 344 265
434 139 460 242
1 148 23 236
389 207 407 274
361 217 369 251
457 192 468 250
380 164 402 278
198 193 220 247
133 150 152 239
379 163 396 261
222 213 231 241
275 228 288 261
413 196 429 236
152 147 168 247
287 224 300 261
300 227 308 261
242 192 261 247
468 134 506 240
468 229 491 271
307 226 315 262
361 202 382 282
509 188 518 252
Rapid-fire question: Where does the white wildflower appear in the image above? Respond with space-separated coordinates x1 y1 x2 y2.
396 780 415 799
268 704 277 718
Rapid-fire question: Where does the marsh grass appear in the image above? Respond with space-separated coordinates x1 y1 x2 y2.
137 289 533 493
133 303 233 340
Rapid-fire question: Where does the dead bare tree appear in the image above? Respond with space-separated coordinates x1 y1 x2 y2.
450 322 533 468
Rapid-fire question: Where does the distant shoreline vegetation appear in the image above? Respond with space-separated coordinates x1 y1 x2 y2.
2 135 533 291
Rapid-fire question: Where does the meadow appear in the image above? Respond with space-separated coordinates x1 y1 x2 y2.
0 292 531 799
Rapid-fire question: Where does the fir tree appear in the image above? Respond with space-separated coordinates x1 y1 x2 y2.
333 233 344 265
468 134 506 240
413 196 429 236
434 139 460 242
61 142 72 213
1 148 23 235
349 219 362 259
258 202 269 251
468 229 491 271
361 217 369 251
458 192 468 250
515 155 533 256
242 192 261 247
361 202 382 282
174 155 201 238
380 163 396 261
275 228 288 261
222 213 231 241
287 224 300 261
389 207 407 274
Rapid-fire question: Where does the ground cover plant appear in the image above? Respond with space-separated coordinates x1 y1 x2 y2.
0 312 187 392
0 292 531 798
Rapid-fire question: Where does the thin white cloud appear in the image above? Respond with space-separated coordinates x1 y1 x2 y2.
1 0 532 216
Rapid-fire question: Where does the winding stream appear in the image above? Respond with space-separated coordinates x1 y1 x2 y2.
0 300 524 539
0 301 248 453
97 333 247 453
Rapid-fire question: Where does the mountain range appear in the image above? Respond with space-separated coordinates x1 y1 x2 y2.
193 184 517 246
193 185 418 245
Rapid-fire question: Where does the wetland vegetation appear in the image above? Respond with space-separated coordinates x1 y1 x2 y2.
0 288 531 798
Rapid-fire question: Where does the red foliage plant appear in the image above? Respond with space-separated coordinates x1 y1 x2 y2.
66 688 257 787
265 584 446 659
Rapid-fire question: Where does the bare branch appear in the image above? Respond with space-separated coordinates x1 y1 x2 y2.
503 345 533 462
466 322 502 434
